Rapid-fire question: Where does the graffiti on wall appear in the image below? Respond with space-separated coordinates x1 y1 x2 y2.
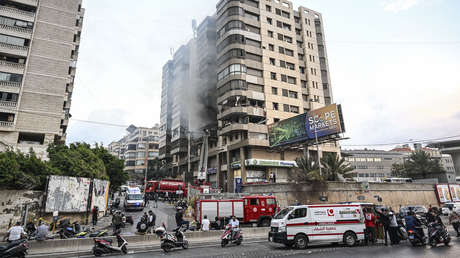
92 179 110 211
45 176 91 212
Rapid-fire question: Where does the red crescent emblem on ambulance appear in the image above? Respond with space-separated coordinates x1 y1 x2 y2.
327 209 334 216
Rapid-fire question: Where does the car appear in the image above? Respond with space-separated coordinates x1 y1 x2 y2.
399 205 427 217
441 203 460 216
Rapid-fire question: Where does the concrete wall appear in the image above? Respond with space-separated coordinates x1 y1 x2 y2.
0 190 43 232
242 182 439 210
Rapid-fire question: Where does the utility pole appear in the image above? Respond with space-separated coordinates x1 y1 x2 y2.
187 131 191 185
315 126 322 177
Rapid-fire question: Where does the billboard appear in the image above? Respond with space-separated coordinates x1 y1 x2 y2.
435 184 452 204
45 176 91 213
306 104 343 139
449 184 460 202
92 179 110 211
269 104 345 147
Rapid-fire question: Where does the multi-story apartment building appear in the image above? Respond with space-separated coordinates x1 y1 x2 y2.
108 125 160 180
213 0 339 191
0 0 83 158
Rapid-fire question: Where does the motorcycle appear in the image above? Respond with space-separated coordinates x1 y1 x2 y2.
58 221 82 239
428 222 450 247
396 216 408 240
0 239 29 258
89 230 109 238
408 226 426 246
221 224 243 247
92 230 128 257
175 200 187 211
155 224 189 252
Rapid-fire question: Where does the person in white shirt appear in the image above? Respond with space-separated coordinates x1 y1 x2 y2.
228 216 240 240
201 215 210 232
5 222 25 242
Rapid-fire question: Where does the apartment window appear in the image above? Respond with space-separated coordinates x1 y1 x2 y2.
0 16 33 30
323 83 328 89
297 40 303 47
290 105 299 113
286 62 295 70
277 33 283 40
279 60 286 68
283 104 289 112
270 72 277 80
282 23 291 31
298 54 304 61
284 36 292 43
217 20 246 39
276 20 282 28
302 94 309 101
217 34 245 52
267 17 272 25
272 102 279 110
269 44 274 51
296 29 301 36
268 30 273 38
275 8 281 15
300 67 305 74
281 11 290 19
269 58 275 65
0 34 27 47
138 143 146 149
301 80 307 88
135 160 145 166
271 87 278 95
0 92 18 102
217 64 247 81
279 46 284 54
285 48 294 56
281 74 287 82
217 48 245 65
282 89 288 97
288 91 298 98
274 118 280 123
305 18 310 25
0 72 23 83
294 17 300 24
137 151 146 158
287 76 297 85
266 5 272 12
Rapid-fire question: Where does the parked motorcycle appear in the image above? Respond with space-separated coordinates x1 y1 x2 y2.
0 239 28 258
408 226 426 246
428 222 450 247
155 224 189 252
396 216 408 240
92 230 128 257
221 224 243 247
89 230 109 238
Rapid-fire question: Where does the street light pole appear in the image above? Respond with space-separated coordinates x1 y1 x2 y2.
315 126 322 177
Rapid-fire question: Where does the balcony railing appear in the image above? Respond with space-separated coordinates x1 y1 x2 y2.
0 6 35 18
0 60 25 70
0 24 33 35
11 0 38 7
0 121 14 127
0 81 21 88
0 101 17 107
0 42 29 53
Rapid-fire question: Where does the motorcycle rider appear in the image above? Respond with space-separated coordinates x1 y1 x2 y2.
448 207 460 237
405 211 424 239
4 222 25 242
228 216 240 240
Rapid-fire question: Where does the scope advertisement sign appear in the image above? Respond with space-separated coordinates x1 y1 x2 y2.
269 104 345 147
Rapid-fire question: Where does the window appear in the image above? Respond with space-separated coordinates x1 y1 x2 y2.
274 118 280 123
270 72 277 80
266 5 272 12
0 72 23 83
294 17 300 24
135 160 145 166
283 104 289 112
284 36 292 43
0 34 27 47
288 91 298 98
287 76 296 85
279 60 286 68
217 48 245 65
297 41 303 48
249 198 259 205
282 89 288 97
272 102 279 110
286 62 295 70
300 67 305 74
285 48 294 56
298 54 304 60
137 151 146 158
302 94 309 101
281 11 290 19
275 8 281 15
292 208 307 218
277 33 283 40
282 23 291 31
269 44 274 51
296 29 301 35
138 143 146 149
269 58 275 65
268 30 273 38
218 64 247 81
217 80 248 96
290 105 299 113
279 46 284 54
267 17 272 25
271 87 278 95
323 83 328 89
276 20 282 28
281 74 287 82
301 80 307 88
217 34 245 52
0 16 33 30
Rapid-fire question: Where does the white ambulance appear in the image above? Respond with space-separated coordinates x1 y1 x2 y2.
268 204 366 249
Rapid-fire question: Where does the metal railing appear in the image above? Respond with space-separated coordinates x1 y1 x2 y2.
0 100 17 107
0 6 35 17
0 60 25 70
0 24 33 35
0 121 14 127
0 42 29 52
0 81 21 88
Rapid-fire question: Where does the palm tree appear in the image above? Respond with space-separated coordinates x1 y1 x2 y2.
405 150 445 179
320 153 354 181
295 155 323 181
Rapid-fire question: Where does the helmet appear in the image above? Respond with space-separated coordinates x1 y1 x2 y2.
154 226 165 236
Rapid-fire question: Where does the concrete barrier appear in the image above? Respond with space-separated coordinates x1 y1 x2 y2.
29 227 269 256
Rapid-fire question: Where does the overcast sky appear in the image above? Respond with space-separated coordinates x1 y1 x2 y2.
66 0 460 149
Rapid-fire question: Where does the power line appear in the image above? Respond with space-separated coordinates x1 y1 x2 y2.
341 134 460 147
71 118 130 128
328 40 460 45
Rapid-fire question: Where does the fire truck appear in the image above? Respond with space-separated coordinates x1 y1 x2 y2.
195 195 278 227
145 179 187 199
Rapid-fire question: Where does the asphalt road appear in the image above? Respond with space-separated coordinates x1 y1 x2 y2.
101 237 460 258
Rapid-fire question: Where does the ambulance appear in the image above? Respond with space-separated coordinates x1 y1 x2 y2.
268 204 366 249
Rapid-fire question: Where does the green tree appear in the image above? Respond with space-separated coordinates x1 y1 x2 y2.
391 163 406 177
320 153 354 181
295 155 323 181
92 144 128 192
393 150 445 179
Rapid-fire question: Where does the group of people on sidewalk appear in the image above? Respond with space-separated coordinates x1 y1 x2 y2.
363 205 460 246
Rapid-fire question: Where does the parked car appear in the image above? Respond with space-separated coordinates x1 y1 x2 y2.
441 202 460 216
399 205 427 217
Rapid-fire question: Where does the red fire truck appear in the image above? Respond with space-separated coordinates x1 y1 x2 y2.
145 179 187 199
195 195 278 227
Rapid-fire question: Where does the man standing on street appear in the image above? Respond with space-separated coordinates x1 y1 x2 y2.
92 206 99 226
449 208 460 237
154 192 159 208
148 210 156 233
377 209 391 246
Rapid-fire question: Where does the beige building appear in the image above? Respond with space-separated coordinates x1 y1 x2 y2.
0 0 83 158
213 0 339 191
109 125 160 180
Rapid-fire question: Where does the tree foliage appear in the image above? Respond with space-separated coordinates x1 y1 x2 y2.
147 158 171 181
391 150 445 179
295 155 321 181
296 153 353 182
0 143 126 190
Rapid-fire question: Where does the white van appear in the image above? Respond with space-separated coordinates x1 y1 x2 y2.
441 202 460 216
124 187 145 211
269 204 365 248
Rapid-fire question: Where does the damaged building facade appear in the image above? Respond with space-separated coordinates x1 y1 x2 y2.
160 0 340 191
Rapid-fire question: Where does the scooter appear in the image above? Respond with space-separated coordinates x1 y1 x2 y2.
92 230 128 257
221 224 243 247
408 226 426 246
155 224 189 252
0 239 29 258
428 222 451 247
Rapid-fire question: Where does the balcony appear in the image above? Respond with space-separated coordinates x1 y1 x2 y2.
0 100 17 109
218 106 265 120
0 42 28 57
0 121 14 128
0 81 21 93
11 0 38 7
219 123 267 135
0 60 25 74
0 24 32 39
0 6 35 22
